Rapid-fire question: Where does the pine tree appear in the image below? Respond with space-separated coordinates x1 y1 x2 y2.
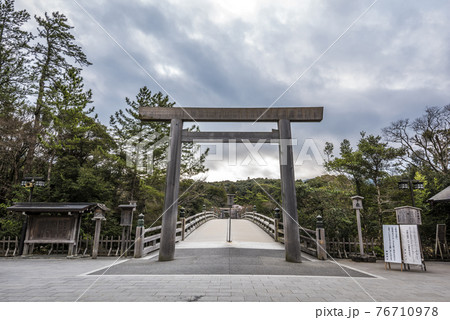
24 11 91 174
0 0 33 200
0 0 32 114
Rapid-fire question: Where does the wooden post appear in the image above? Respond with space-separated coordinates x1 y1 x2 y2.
356 208 364 256
134 214 145 258
72 213 82 256
274 207 281 242
316 215 327 260
92 218 102 259
278 119 301 263
18 214 29 256
274 218 279 242
181 217 186 241
159 118 183 261
22 216 32 256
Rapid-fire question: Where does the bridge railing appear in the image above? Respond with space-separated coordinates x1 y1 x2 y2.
243 212 281 240
134 211 217 258
243 211 327 260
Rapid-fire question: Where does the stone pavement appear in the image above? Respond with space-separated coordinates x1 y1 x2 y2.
0 252 449 302
0 220 449 302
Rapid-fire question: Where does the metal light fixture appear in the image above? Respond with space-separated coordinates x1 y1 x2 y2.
413 181 424 189
20 177 45 202
398 178 424 206
397 180 409 190
274 207 281 220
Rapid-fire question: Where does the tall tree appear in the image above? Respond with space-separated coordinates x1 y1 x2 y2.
25 11 91 174
383 105 449 175
324 138 366 195
110 87 173 200
110 87 208 201
357 132 402 228
0 0 32 200
41 67 110 181
324 133 401 232
0 0 32 114
40 67 114 203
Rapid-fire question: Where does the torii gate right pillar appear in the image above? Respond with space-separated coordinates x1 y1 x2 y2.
278 119 302 263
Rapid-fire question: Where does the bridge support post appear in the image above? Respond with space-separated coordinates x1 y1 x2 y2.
134 213 144 258
180 208 186 241
159 118 183 261
274 207 281 242
316 215 327 260
278 119 302 263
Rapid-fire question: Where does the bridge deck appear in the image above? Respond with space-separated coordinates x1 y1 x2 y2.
179 219 284 250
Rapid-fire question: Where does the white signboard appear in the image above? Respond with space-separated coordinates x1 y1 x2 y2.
383 225 402 263
400 225 422 265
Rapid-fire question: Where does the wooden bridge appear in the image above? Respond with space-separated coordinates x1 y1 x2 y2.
133 210 327 261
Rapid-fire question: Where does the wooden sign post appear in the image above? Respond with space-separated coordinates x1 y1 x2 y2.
351 196 366 259
435 224 448 259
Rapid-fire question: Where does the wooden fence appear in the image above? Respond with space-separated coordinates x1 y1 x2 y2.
326 238 380 259
0 237 19 257
1 211 217 258
243 211 384 259
0 235 134 257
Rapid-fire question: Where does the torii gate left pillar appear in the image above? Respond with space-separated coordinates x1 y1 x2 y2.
140 107 323 262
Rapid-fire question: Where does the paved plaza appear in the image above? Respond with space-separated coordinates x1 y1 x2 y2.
0 220 449 302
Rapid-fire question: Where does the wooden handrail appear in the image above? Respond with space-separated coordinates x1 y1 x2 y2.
136 211 218 257
244 211 322 259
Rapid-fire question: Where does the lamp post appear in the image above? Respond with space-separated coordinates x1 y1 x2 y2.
18 177 45 256
398 179 424 207
351 196 365 257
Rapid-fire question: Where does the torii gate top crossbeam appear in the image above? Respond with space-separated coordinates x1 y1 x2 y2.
140 107 323 122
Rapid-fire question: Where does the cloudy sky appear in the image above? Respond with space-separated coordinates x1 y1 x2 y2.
16 0 450 181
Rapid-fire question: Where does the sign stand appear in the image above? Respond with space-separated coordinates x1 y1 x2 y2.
382 206 426 272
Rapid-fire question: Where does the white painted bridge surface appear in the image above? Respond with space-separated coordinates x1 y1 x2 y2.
177 219 284 250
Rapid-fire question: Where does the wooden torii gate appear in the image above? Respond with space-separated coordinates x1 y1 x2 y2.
140 107 324 263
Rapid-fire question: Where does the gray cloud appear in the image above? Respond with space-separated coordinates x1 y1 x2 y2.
16 0 450 181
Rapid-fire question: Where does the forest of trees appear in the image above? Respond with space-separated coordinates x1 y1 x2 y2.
0 1 448 254
0 0 208 237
